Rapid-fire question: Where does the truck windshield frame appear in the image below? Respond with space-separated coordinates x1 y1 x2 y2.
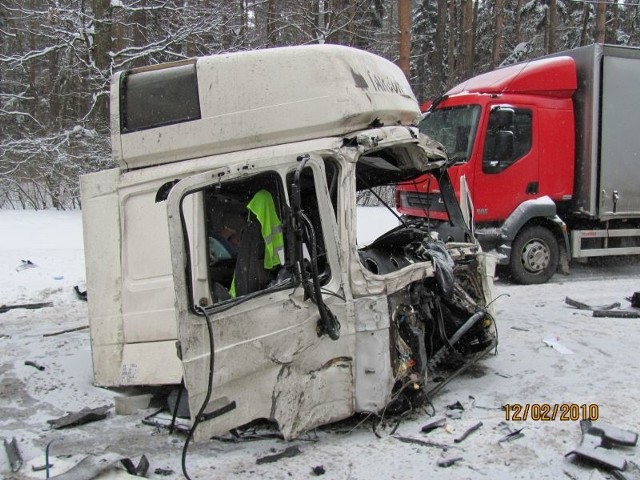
419 105 481 163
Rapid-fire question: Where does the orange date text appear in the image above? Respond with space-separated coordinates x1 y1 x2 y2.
503 403 599 422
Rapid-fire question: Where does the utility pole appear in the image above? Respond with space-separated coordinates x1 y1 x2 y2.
398 0 411 78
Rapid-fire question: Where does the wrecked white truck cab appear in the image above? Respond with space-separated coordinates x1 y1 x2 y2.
81 45 497 441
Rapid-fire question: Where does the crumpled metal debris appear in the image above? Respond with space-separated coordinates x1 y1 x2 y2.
48 453 149 479
565 297 621 311
566 420 638 471
414 239 455 298
47 406 110 429
256 445 302 464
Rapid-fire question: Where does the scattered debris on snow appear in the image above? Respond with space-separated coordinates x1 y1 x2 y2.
542 336 575 355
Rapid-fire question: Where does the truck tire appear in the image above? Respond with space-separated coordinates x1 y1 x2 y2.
509 225 559 284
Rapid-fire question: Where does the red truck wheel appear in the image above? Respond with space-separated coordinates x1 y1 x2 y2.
509 225 559 284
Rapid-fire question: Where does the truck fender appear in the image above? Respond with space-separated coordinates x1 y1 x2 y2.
497 196 570 272
501 196 557 241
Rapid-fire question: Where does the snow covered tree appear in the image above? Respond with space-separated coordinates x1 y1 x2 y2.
2 0 640 209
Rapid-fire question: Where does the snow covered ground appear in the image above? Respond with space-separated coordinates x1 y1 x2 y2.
1 208 640 479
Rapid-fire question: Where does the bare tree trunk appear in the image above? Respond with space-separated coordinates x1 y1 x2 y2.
113 6 124 55
611 0 620 43
595 0 606 43
132 0 146 64
431 0 447 95
239 0 247 41
624 0 633 37
92 0 111 126
461 0 474 79
267 0 277 46
514 0 524 45
398 0 410 78
580 3 591 46
491 0 505 69
447 1 457 88
548 0 557 53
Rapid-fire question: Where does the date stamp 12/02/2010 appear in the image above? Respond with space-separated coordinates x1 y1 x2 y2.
504 403 599 422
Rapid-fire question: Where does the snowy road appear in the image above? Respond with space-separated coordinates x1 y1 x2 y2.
1 210 639 479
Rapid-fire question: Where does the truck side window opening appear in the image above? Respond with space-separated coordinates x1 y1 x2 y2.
419 105 481 162
200 171 288 304
483 108 532 173
286 166 332 284
121 63 201 133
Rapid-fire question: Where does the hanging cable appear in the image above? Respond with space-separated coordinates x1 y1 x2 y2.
181 306 216 480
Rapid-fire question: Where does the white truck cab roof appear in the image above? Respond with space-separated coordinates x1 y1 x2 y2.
112 44 420 171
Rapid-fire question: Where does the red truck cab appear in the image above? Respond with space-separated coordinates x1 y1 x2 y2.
397 56 577 283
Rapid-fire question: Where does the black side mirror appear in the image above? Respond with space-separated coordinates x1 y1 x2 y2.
495 130 515 159
483 130 515 173
493 108 515 129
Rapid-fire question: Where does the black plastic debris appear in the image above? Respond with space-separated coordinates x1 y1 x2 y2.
566 420 638 471
437 456 463 468
447 401 465 411
4 437 23 472
565 297 621 311
120 455 150 477
256 445 302 465
498 427 525 443
47 406 110 429
421 417 446 434
155 467 175 476
631 291 640 308
593 310 640 319
454 421 483 443
0 302 53 314
74 285 88 301
312 465 326 475
24 360 45 371
43 325 89 338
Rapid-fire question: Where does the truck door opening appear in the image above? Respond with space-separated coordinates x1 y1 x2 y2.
200 171 289 305
168 157 352 443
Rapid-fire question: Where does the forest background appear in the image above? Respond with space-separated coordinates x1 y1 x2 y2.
1 0 636 209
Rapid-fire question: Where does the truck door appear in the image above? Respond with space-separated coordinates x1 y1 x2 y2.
165 156 354 441
472 105 538 221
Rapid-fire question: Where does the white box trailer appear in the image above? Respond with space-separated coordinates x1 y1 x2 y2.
81 45 497 440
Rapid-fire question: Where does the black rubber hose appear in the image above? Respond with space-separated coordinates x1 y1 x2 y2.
181 306 216 480
300 213 340 340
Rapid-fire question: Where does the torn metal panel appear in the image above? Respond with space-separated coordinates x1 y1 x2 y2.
353 296 394 412
177 292 355 442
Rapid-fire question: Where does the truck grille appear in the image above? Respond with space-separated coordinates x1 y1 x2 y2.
402 192 446 212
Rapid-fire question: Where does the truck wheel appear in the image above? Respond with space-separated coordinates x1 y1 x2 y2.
509 225 559 284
